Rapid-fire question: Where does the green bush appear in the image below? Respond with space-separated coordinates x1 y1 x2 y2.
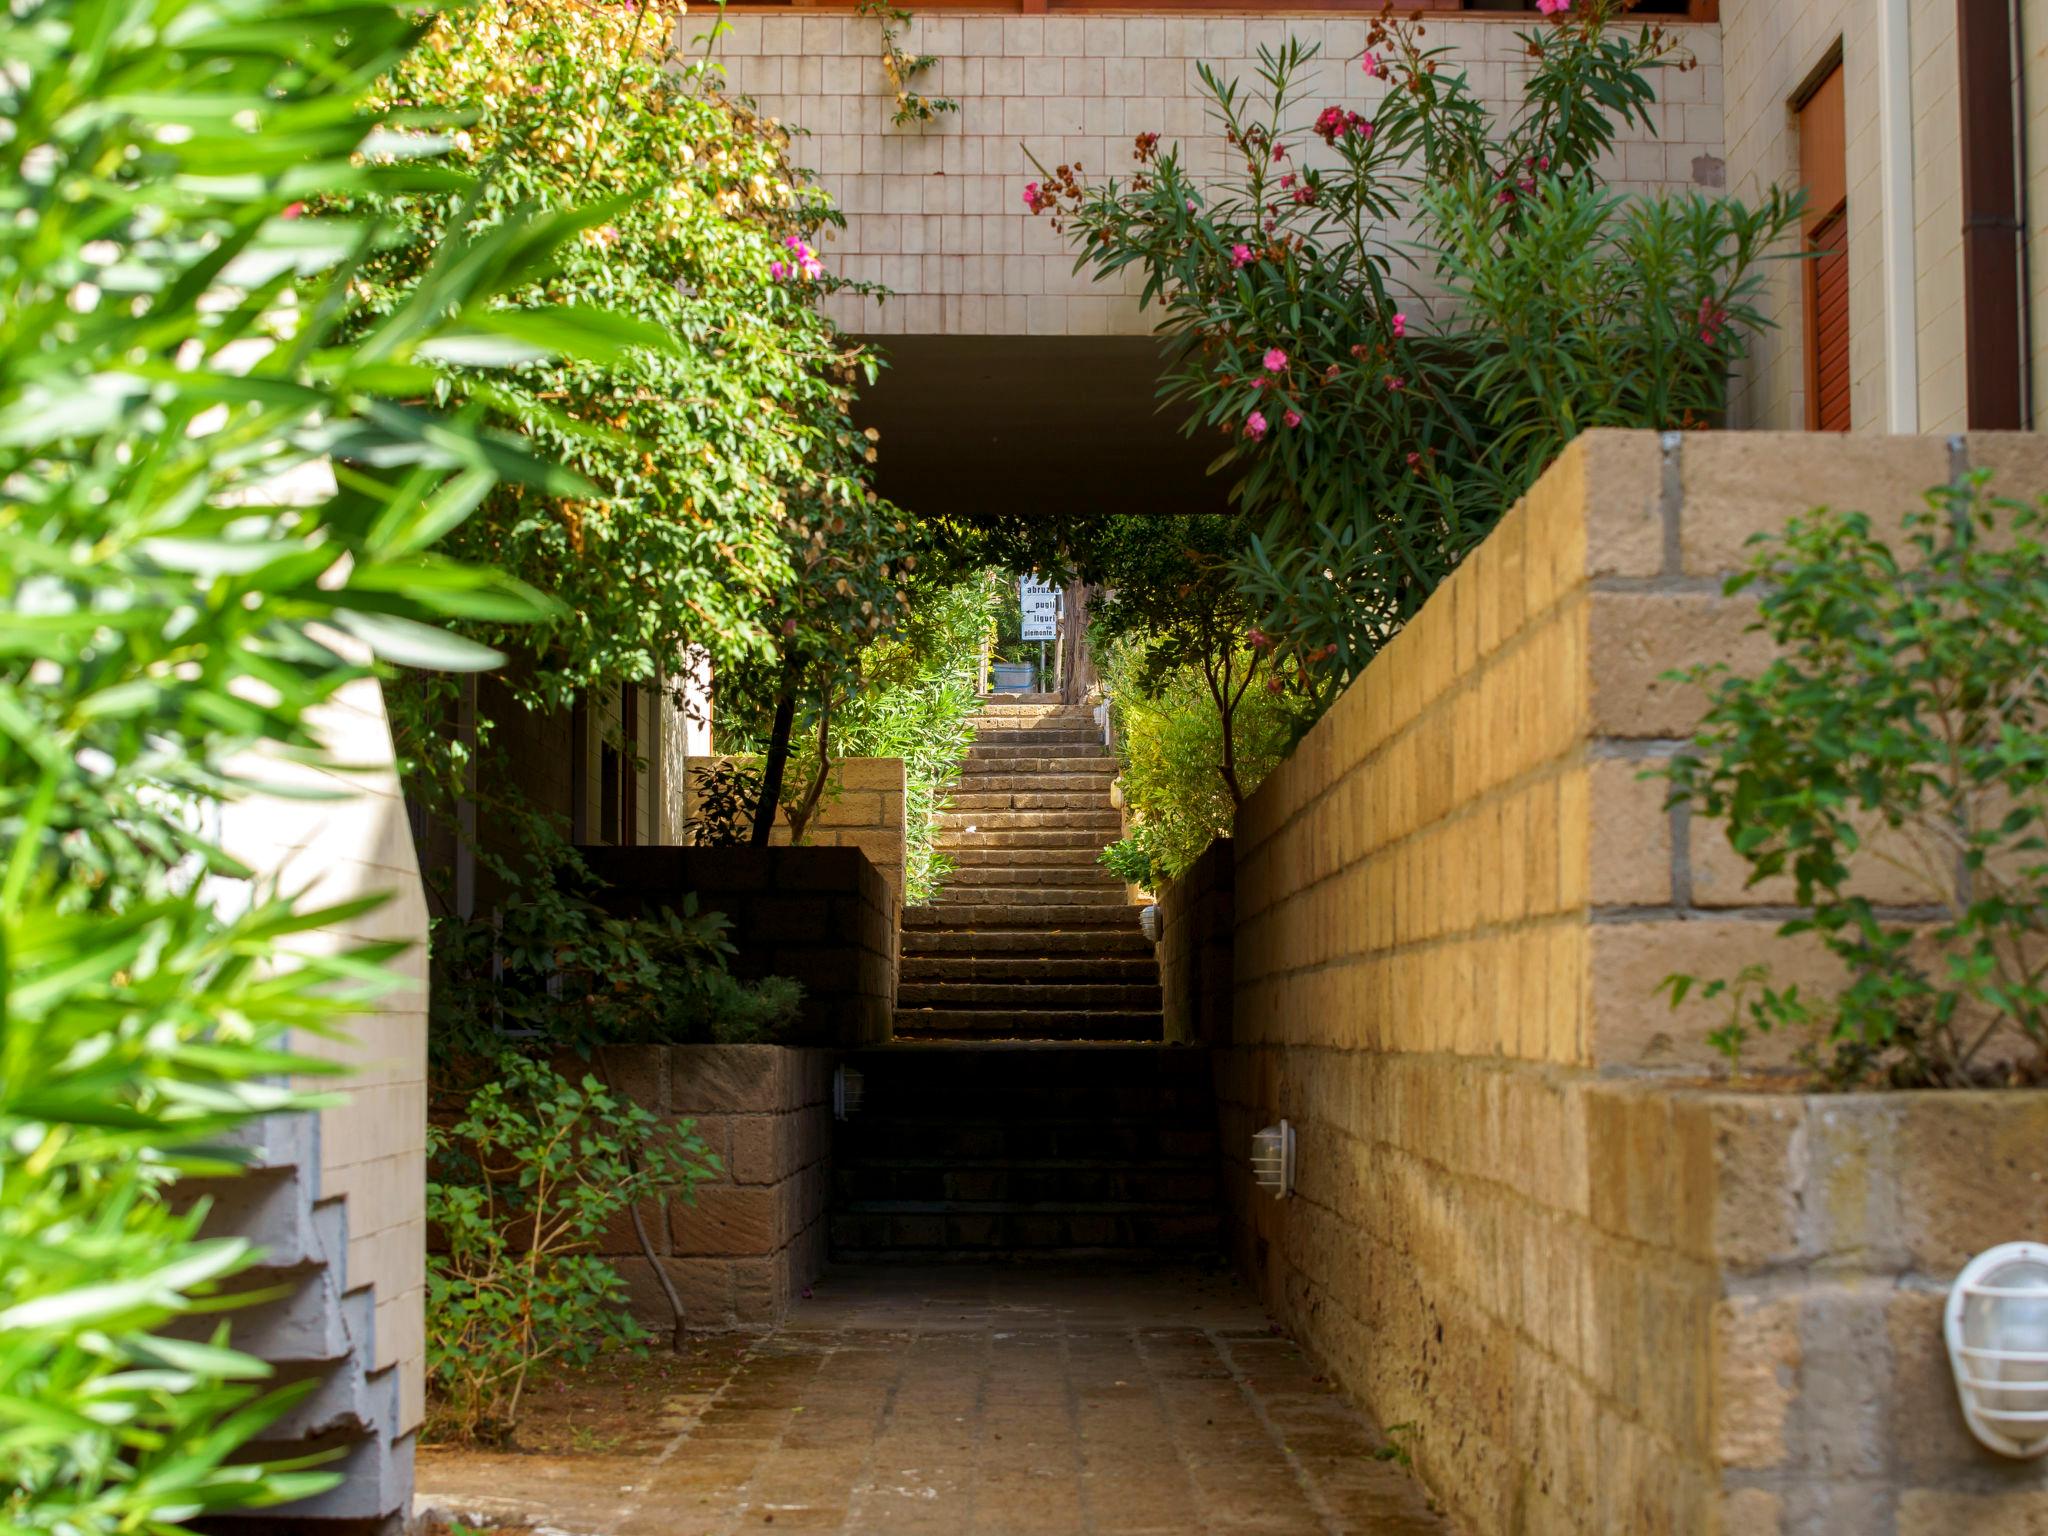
426 1057 717 1444
430 824 804 1063
1662 478 2048 1089
0 0 617 1522
1101 637 1307 885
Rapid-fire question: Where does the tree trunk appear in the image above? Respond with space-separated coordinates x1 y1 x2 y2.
751 652 803 847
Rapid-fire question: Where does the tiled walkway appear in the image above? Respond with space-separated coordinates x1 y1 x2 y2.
417 1267 1450 1536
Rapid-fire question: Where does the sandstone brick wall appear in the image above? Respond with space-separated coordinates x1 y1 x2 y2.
599 1045 834 1332
1199 429 2048 1533
705 11 1723 337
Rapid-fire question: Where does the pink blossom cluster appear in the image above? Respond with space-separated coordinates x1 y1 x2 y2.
1231 243 1254 268
769 234 823 281
1536 0 1571 13
1313 106 1372 146
1360 51 1389 80
1023 180 1045 212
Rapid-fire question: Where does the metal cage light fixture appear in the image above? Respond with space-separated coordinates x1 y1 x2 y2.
1251 1120 1295 1200
1946 1241 2048 1459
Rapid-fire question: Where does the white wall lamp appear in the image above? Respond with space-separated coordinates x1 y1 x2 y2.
1946 1241 2048 1458
1251 1120 1295 1200
1138 905 1161 943
833 1064 864 1122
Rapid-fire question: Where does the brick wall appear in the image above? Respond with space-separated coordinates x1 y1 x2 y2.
1186 429 2048 1533
1156 836 1232 1047
598 1045 834 1332
704 11 1723 338
685 755 908 912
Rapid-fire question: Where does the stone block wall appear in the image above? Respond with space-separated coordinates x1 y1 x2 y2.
598 1045 834 1332
704 11 1723 337
579 844 897 1047
1157 836 1233 1047
684 755 909 913
1195 429 2048 1534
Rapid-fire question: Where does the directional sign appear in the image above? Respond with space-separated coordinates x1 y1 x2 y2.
1020 576 1058 641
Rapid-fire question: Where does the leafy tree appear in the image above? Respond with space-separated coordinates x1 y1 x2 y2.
1033 2 1796 695
0 0 633 1523
1662 480 2048 1089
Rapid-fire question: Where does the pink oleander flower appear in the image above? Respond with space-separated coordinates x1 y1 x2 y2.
1385 375 1405 392
1272 143 1288 161
1283 409 1302 429
1361 51 1386 79
1263 348 1288 372
1231 243 1254 268
1536 0 1571 12
1391 312 1408 339
1244 410 1269 441
1291 184 1317 206
1279 173 1297 190
281 202 306 220
1698 295 1728 344
1023 180 1043 212
1406 451 1423 471
1247 628 1271 650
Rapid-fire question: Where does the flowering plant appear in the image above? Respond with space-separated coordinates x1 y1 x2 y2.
1031 1 1796 701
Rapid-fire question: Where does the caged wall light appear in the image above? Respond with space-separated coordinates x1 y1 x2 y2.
1251 1120 1295 1200
1945 1241 2048 1459
833 1064 865 1122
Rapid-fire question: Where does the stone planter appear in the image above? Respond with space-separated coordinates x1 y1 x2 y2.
594 1044 834 1333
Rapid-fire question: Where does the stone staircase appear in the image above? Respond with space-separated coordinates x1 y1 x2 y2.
829 1043 1219 1261
895 694 1161 1042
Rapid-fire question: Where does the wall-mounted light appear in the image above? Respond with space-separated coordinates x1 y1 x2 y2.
1946 1240 2048 1458
833 1064 864 1121
1252 1120 1295 1200
1138 905 1160 943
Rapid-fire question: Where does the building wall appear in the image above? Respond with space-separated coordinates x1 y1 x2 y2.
706 10 1725 337
216 657 428 1525
1718 0 2047 435
1187 429 2048 1533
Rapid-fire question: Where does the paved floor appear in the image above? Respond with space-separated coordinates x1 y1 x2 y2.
416 1266 1451 1536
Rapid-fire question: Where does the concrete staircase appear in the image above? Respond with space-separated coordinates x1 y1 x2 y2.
896 694 1161 1042
169 1112 411 1531
829 1044 1219 1261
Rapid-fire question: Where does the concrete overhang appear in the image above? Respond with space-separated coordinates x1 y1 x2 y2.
852 334 1234 522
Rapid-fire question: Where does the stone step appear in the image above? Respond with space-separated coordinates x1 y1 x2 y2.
890 1008 1163 1040
906 903 1140 930
928 828 1114 851
830 1205 1220 1260
930 885 1130 908
947 790 1120 812
936 810 1123 833
959 753 1120 774
945 771 1115 795
972 703 1096 720
901 954 1161 982
980 692 1063 703
928 864 1122 888
899 928 1155 956
946 846 1110 869
966 737 1114 753
834 1162 1216 1207
897 980 1163 1009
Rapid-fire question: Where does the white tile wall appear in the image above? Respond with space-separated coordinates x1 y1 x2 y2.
702 12 1727 337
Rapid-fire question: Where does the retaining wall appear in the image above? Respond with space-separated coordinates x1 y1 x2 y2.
598 1045 834 1333
1166 429 2048 1534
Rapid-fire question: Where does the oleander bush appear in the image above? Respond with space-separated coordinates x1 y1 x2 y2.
0 0 634 1522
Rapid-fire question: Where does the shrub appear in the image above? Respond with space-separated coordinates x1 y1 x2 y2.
1102 637 1307 885
426 1057 717 1444
1662 478 2048 1089
430 825 804 1063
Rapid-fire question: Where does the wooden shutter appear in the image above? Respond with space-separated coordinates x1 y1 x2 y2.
1799 60 1849 432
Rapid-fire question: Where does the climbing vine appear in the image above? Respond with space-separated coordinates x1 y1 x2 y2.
859 1 959 127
